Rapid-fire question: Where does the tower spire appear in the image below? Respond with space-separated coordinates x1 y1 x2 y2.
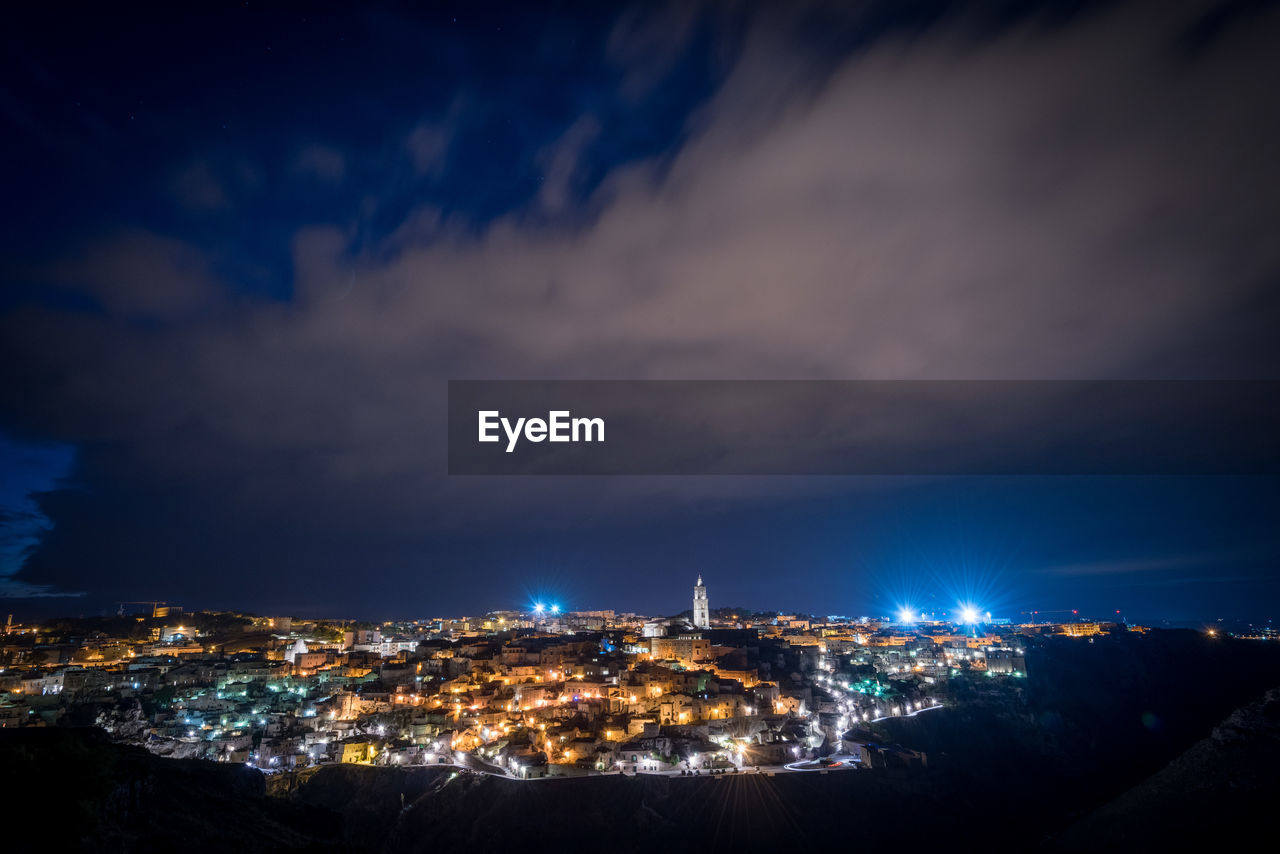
692 576 709 629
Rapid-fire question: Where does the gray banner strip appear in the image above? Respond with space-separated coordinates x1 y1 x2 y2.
448 380 1280 475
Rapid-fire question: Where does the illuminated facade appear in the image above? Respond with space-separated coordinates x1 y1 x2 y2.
2 600 1060 777
693 576 710 629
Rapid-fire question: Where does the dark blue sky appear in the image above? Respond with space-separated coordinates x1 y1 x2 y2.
1 0 1278 622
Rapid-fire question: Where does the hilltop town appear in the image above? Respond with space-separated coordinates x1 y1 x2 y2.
0 578 1159 778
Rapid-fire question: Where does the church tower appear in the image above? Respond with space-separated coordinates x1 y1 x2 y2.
692 575 710 629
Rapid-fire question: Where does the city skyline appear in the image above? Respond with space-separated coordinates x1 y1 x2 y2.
4 528 1276 851
10 572 1263 630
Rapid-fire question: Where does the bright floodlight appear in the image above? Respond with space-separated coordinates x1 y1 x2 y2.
550 604 560 614
533 603 545 614
959 605 980 624
897 607 915 624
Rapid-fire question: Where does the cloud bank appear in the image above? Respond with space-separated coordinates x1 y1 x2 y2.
2 0 1278 610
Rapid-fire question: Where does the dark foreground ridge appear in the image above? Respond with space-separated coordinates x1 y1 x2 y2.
0 727 341 851
7 691 1280 854
1059 685 1280 852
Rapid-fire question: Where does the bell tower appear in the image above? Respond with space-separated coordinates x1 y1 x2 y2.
692 576 710 629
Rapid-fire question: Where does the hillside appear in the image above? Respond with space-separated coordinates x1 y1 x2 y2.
1055 686 1280 851
0 728 340 853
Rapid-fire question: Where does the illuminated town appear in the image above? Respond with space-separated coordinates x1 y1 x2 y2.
4 577 1225 780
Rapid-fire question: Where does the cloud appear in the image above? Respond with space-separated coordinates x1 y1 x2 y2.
0 435 75 595
40 230 227 320
0 579 84 599
171 159 231 211
405 97 468 180
168 158 260 213
406 123 451 178
1038 554 1226 577
535 115 602 214
323 0 1277 386
606 2 707 101
2 0 1279 605
293 144 346 183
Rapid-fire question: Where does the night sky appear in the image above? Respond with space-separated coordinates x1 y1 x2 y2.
2 0 1278 622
